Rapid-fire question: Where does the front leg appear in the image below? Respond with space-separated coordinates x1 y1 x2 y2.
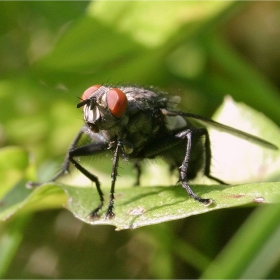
26 126 88 188
176 128 213 206
68 140 109 218
105 141 122 219
51 126 89 182
133 161 142 186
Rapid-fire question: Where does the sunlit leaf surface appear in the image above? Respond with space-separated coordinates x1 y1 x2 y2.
1 180 280 230
62 182 280 230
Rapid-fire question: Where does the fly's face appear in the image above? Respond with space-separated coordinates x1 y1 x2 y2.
78 85 128 133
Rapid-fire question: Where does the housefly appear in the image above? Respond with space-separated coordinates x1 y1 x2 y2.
30 85 278 219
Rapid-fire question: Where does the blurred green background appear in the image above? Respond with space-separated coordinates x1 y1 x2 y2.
1 1 280 278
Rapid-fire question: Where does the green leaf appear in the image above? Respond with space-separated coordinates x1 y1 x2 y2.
0 213 31 278
209 96 280 183
200 203 280 279
0 146 29 198
61 182 280 230
205 35 280 125
87 1 233 48
1 181 280 230
0 181 66 221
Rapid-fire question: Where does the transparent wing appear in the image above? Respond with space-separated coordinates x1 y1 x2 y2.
163 109 278 150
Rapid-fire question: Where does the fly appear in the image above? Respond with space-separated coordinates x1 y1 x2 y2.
29 85 278 219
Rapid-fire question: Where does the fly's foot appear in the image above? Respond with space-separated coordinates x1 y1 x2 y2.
105 209 115 219
104 194 115 219
191 194 214 207
26 181 42 189
196 197 214 206
88 210 100 220
181 181 214 207
105 203 115 219
88 202 104 220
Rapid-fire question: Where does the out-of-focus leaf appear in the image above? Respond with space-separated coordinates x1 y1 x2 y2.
0 213 31 278
200 203 280 279
0 147 29 198
209 96 280 183
88 1 234 47
202 35 280 124
37 17 143 71
0 181 65 221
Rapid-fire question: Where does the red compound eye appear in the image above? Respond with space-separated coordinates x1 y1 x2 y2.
107 88 128 118
81 85 101 100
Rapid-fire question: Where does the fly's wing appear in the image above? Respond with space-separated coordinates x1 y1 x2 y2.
162 109 278 150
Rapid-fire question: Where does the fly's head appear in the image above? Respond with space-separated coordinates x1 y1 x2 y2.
77 85 129 133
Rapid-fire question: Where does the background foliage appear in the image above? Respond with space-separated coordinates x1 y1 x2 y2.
0 1 280 278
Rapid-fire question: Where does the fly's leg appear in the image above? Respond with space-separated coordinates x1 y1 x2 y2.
68 141 108 218
202 129 227 185
169 164 177 176
69 156 104 219
134 161 142 186
176 128 213 206
51 126 88 181
105 141 121 219
26 126 87 188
